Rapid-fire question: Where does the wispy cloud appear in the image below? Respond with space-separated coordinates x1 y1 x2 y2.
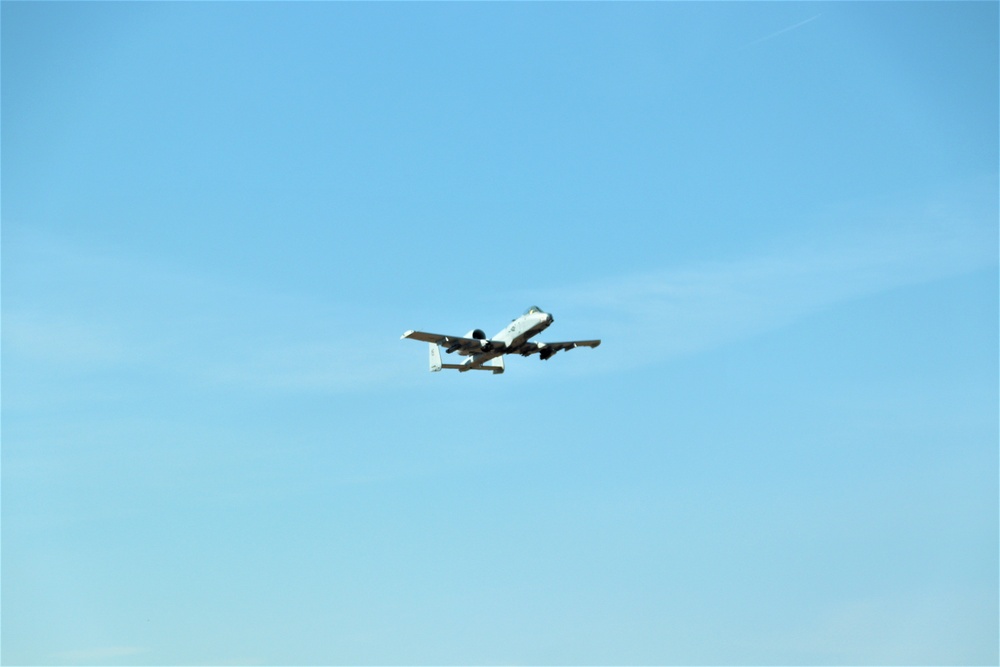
1 230 414 399
770 587 999 664
529 179 997 373
204 339 411 393
4 180 995 392
52 646 146 663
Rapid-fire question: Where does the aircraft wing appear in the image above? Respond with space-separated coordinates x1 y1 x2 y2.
519 339 601 357
401 330 504 355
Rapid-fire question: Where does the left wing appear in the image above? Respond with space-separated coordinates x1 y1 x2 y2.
517 339 601 358
401 330 504 355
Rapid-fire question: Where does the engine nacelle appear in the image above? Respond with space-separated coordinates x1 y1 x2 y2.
464 329 494 352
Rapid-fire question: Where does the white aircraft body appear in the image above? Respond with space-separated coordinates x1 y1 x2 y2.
401 306 600 374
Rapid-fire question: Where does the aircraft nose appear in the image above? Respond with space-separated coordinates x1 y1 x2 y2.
542 312 553 323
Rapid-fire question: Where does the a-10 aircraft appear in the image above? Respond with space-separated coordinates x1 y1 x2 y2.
401 306 600 374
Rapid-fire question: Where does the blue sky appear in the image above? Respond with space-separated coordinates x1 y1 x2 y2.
2 2 997 665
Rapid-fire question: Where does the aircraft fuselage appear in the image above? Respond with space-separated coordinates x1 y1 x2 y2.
491 308 553 354
401 306 600 374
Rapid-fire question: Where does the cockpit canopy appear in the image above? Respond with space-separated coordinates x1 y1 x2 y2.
524 305 545 316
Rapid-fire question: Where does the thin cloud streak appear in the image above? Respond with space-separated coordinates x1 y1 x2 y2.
52 646 146 663
2 231 414 398
5 181 995 391
532 184 996 373
770 588 998 664
748 14 822 47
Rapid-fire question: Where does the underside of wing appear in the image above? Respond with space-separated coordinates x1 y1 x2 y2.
401 330 504 355
517 339 601 359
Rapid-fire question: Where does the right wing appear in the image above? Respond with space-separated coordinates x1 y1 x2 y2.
401 330 503 355
517 339 601 357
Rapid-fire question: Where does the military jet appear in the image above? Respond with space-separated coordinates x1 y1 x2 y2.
401 306 600 374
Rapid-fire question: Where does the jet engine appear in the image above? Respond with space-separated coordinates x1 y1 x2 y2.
464 329 494 352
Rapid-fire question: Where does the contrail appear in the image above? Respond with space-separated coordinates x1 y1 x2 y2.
749 14 822 46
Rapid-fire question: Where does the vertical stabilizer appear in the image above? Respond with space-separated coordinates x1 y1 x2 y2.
491 355 505 374
429 344 443 372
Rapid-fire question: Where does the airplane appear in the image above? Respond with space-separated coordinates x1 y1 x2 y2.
401 306 600 374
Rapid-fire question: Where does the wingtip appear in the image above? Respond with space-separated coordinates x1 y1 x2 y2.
401 330 415 340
